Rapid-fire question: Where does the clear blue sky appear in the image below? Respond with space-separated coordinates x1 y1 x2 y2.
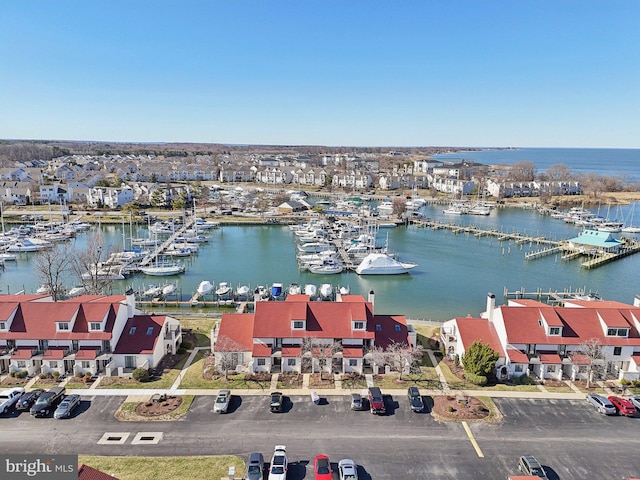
1 1 638 148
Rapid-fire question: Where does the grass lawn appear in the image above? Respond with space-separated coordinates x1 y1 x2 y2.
98 355 190 389
78 455 245 480
178 352 213 389
207 374 272 390
64 380 91 389
373 369 441 390
179 317 220 347
438 361 540 392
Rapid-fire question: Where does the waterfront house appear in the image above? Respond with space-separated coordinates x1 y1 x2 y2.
0 291 181 378
441 293 640 382
212 292 416 375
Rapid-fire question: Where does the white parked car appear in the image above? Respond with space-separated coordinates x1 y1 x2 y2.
268 445 288 480
586 393 616 415
338 459 358 480
214 389 231 414
0 387 25 414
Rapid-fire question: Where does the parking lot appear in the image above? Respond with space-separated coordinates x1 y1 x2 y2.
1 393 640 479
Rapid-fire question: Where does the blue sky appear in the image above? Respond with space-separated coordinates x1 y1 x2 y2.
1 1 638 148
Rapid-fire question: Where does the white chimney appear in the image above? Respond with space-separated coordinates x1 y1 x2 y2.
634 294 640 308
125 287 136 317
487 293 496 323
368 290 375 312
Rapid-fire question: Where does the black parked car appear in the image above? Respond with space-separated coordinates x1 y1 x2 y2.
15 389 45 411
270 391 284 413
30 387 66 417
408 386 424 413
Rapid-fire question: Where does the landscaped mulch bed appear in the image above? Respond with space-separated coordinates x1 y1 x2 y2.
278 373 303 388
135 395 183 417
431 395 492 422
308 373 334 388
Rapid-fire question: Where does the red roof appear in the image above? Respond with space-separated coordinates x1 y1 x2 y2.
373 315 409 349
252 343 271 356
75 348 99 359
12 348 34 359
342 346 364 358
506 348 529 364
0 302 18 320
43 348 66 359
570 353 591 365
455 317 505 357
282 346 301 357
218 313 254 350
113 315 165 354
78 464 120 480
539 353 562 364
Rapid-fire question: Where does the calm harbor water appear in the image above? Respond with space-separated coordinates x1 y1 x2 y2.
3 202 639 322
433 148 640 182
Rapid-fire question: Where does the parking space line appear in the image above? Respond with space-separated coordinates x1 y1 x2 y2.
461 421 484 458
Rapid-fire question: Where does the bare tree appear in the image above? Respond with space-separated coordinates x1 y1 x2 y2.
368 345 387 375
213 335 245 380
571 338 605 389
301 337 342 378
392 198 407 216
543 163 573 182
509 161 536 182
69 234 115 295
33 244 73 301
385 341 424 380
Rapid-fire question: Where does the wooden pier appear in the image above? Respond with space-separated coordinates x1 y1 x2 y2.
139 217 197 266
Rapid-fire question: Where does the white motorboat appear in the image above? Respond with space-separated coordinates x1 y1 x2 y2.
355 252 417 275
254 285 269 301
339 285 351 295
304 284 317 298
443 203 467 215
0 253 17 261
36 284 51 294
162 283 177 296
308 262 344 274
140 261 185 276
288 282 302 295
143 284 163 297
297 242 333 253
81 265 126 280
197 280 214 295
215 282 233 298
319 283 333 299
67 285 87 297
7 239 49 252
236 285 250 297
468 203 491 215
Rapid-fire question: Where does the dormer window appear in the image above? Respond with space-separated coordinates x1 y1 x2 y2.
548 327 561 336
0 322 5 330
291 320 305 330
352 321 365 330
57 322 69 331
607 328 628 337
89 322 101 331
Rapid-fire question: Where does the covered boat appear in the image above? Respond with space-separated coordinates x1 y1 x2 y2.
355 252 417 275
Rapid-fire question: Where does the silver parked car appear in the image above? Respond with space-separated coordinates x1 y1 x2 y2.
245 452 264 480
586 393 616 415
53 394 81 419
214 389 231 413
518 455 549 479
630 395 640 411
338 458 358 480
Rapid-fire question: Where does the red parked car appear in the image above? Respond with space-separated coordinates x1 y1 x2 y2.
314 454 333 480
608 396 636 416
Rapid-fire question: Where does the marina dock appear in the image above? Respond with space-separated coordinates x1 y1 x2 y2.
139 217 197 266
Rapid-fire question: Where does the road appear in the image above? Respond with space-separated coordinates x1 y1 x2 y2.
2 394 640 478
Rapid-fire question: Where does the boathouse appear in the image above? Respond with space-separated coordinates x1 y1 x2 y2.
566 229 623 254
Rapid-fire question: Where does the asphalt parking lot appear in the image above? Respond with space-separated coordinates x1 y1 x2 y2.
1 394 640 479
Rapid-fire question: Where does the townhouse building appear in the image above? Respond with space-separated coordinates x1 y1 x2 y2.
441 293 640 383
87 186 135 208
212 292 416 375
0 291 181 378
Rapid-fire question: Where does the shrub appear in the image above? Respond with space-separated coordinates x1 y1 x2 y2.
620 378 631 386
52 371 60 379
447 406 456 412
132 368 150 383
465 372 488 386
39 372 51 379
180 341 193 350
16 370 28 379
177 347 187 355
511 374 536 386
75 372 84 378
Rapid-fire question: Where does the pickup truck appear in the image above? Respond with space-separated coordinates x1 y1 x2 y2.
0 387 26 414
367 387 385 415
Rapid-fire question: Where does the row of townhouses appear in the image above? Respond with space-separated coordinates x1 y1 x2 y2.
0 291 182 378
441 293 640 382
212 292 416 375
0 153 582 206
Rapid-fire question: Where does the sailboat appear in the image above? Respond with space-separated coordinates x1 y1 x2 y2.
622 203 640 233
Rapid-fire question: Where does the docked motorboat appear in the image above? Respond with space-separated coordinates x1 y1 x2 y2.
308 262 344 274
319 283 333 299
270 282 284 299
215 282 233 298
140 261 185 276
443 203 467 215
236 285 250 297
143 284 164 297
197 280 214 296
288 282 302 295
297 242 333 253
304 284 317 298
0 253 17 261
36 284 51 294
162 283 177 296
67 285 87 297
254 285 269 301
355 252 417 275
339 285 351 295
